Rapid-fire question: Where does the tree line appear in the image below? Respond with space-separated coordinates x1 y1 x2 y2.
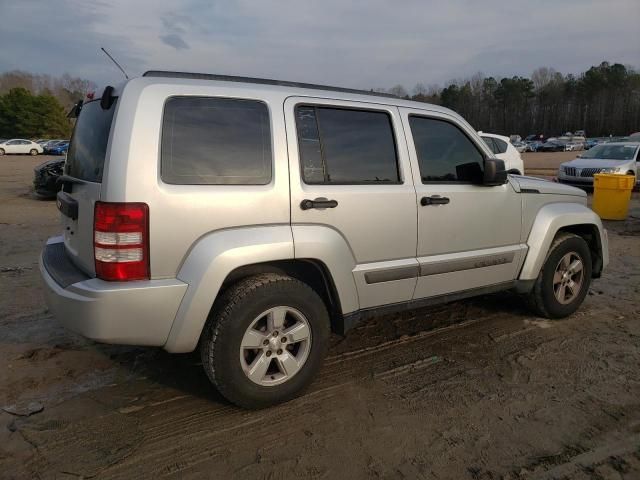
0 71 96 138
381 61 640 137
1 62 639 139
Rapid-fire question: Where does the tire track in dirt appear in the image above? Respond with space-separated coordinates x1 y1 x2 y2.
14 304 544 478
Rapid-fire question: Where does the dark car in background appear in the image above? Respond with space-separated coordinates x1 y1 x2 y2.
537 140 567 152
584 139 601 150
33 157 64 198
44 140 69 155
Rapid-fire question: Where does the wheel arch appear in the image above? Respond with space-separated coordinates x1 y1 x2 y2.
519 202 608 281
555 224 604 278
164 225 358 353
219 258 345 334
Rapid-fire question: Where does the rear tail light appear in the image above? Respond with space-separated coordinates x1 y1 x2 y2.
94 202 149 281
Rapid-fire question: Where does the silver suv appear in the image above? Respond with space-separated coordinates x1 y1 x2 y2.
40 72 608 408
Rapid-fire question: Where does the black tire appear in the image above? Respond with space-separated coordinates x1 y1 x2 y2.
200 273 330 409
526 232 592 319
0 148 4 156
30 149 38 156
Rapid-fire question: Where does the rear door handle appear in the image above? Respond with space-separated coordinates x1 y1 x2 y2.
421 195 450 206
300 198 338 210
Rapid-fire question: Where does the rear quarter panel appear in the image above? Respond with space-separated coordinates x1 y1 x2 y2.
101 78 292 279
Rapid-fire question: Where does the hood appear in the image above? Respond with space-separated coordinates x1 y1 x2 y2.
561 158 633 168
513 175 587 197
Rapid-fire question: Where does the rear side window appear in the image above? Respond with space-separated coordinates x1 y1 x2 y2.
161 97 272 185
295 105 400 184
493 137 508 154
66 100 117 182
409 116 484 183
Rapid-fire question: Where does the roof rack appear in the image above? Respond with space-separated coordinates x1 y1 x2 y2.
142 70 398 99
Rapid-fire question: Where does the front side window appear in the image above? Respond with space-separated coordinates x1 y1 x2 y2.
410 116 484 183
161 97 272 185
295 105 400 184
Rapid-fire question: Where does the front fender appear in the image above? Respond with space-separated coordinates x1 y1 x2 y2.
164 225 294 353
519 202 608 280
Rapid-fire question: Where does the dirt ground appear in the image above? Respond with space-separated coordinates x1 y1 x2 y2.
1 154 639 479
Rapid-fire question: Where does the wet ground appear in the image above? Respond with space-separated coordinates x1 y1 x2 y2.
1 155 639 479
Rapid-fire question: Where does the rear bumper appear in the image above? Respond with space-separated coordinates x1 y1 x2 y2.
39 237 188 347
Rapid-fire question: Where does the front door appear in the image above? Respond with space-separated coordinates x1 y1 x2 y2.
400 108 525 300
285 97 418 309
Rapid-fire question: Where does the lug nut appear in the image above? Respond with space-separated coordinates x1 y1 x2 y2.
277 349 283 355
272 331 279 337
281 337 287 343
263 340 269 346
266 351 272 357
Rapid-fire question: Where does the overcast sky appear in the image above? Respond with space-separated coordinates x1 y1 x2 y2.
1 0 639 90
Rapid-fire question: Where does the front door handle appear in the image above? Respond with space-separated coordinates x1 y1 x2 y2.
421 195 450 206
300 197 339 210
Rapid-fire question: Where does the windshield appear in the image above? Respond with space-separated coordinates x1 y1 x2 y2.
581 144 638 160
65 99 117 182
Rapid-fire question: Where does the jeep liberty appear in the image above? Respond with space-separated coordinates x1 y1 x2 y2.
40 72 608 408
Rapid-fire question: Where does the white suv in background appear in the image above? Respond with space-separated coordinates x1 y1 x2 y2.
479 132 525 175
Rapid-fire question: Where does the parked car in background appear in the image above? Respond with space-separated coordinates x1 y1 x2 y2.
33 157 64 198
525 134 545 143
0 139 43 155
47 141 69 155
43 139 65 151
537 140 568 152
479 133 525 174
558 142 639 187
512 141 527 153
584 139 600 150
526 140 544 152
44 140 69 154
565 141 584 151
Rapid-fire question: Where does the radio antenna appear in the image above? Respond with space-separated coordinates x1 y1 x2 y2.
100 47 129 80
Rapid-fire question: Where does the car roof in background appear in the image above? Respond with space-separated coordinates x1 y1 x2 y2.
479 132 510 142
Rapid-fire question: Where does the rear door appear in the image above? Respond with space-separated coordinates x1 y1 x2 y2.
19 140 32 153
285 97 418 309
59 98 118 275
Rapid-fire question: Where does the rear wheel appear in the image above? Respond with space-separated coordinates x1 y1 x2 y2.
200 273 330 409
526 233 592 318
30 149 38 156
0 149 4 156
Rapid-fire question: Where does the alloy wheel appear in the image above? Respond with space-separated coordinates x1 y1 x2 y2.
553 251 584 304
239 306 312 386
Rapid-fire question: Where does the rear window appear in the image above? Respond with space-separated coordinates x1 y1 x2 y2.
161 97 272 185
66 99 117 183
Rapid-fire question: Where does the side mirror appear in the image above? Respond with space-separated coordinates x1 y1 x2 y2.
483 158 507 186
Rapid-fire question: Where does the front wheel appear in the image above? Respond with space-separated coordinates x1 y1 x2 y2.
200 273 330 409
526 232 592 318
0 148 4 156
30 149 38 156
